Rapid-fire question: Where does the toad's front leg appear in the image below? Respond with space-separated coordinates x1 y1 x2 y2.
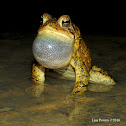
26 63 45 97
70 55 89 95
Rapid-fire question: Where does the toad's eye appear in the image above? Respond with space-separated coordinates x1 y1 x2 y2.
62 20 70 27
58 15 71 28
42 13 52 24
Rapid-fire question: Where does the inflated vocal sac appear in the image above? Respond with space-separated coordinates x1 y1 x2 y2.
32 33 74 69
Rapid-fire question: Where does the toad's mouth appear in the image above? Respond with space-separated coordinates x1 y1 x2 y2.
32 33 74 69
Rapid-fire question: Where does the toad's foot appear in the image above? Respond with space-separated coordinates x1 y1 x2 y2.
26 63 45 97
71 81 87 95
26 84 44 97
89 66 116 85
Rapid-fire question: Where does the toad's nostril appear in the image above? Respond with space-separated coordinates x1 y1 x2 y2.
32 35 73 69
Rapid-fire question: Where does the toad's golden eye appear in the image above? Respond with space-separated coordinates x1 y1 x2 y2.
62 19 71 27
42 13 52 24
58 15 71 28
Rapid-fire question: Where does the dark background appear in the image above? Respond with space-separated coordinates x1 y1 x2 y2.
1 3 126 36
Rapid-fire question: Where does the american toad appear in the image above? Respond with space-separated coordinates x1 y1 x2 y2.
29 13 116 97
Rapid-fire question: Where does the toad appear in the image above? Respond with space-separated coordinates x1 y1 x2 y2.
29 13 116 97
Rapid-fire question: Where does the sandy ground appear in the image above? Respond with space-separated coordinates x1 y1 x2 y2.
0 32 126 126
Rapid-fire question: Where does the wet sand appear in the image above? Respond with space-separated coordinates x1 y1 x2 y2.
0 33 126 126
